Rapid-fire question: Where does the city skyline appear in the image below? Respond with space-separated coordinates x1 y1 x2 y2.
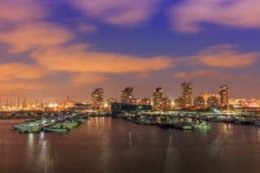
0 0 259 99
0 83 258 104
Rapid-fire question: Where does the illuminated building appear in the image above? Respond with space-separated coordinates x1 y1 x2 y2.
152 87 172 111
194 96 206 110
207 96 219 108
64 96 74 109
153 87 164 111
176 97 185 109
141 98 151 105
121 87 134 104
131 98 138 105
71 103 91 112
161 97 172 111
107 97 117 104
219 85 229 108
181 82 193 108
91 88 104 110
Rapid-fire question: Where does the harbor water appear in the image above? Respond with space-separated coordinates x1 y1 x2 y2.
1 117 260 173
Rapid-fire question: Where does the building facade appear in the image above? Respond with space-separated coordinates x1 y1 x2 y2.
91 88 104 110
181 82 193 108
121 87 134 104
153 87 164 111
194 96 206 110
219 85 229 108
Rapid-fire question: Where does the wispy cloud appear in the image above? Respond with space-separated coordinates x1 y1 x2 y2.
184 45 258 68
0 63 46 81
71 0 160 26
0 0 46 24
32 44 174 73
175 69 231 79
0 22 74 53
171 0 260 32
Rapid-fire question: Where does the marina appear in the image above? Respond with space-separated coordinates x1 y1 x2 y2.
1 117 260 173
1 109 260 133
12 113 88 134
117 114 211 131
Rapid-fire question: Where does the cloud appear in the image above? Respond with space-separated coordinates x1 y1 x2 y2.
171 0 260 32
0 0 46 25
0 63 47 81
71 0 159 26
32 44 174 73
0 22 74 53
175 69 231 79
186 45 258 68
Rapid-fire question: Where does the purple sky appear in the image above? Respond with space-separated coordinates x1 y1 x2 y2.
0 0 259 100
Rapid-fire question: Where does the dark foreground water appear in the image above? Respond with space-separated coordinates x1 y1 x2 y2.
1 117 260 173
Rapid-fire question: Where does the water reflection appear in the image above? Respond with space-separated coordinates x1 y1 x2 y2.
222 123 234 135
128 131 133 147
26 133 35 165
211 136 221 156
40 131 45 140
164 135 182 173
37 140 51 173
26 132 52 173
1 119 260 173
28 133 34 147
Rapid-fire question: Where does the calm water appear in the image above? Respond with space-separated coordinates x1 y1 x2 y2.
1 117 260 173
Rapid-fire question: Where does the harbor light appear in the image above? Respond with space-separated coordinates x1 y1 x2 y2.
48 103 58 108
104 102 109 108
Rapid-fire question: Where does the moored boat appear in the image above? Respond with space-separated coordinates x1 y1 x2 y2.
173 122 192 130
192 121 211 130
43 128 69 133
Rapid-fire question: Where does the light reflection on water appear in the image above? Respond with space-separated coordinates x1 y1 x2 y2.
26 132 52 173
1 118 260 173
37 140 51 173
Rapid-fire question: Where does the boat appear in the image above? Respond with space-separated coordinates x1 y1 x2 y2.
157 118 176 129
157 122 172 129
136 116 157 126
62 121 79 129
173 122 192 130
13 122 42 133
43 128 69 133
12 114 87 134
192 121 211 130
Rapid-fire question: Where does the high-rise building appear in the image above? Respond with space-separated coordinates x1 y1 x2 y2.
161 97 172 111
153 87 164 111
207 95 219 108
194 96 206 110
91 88 104 110
176 97 185 110
219 85 229 108
121 87 134 104
181 82 193 108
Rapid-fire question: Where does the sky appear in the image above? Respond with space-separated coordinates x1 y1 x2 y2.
0 0 259 101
